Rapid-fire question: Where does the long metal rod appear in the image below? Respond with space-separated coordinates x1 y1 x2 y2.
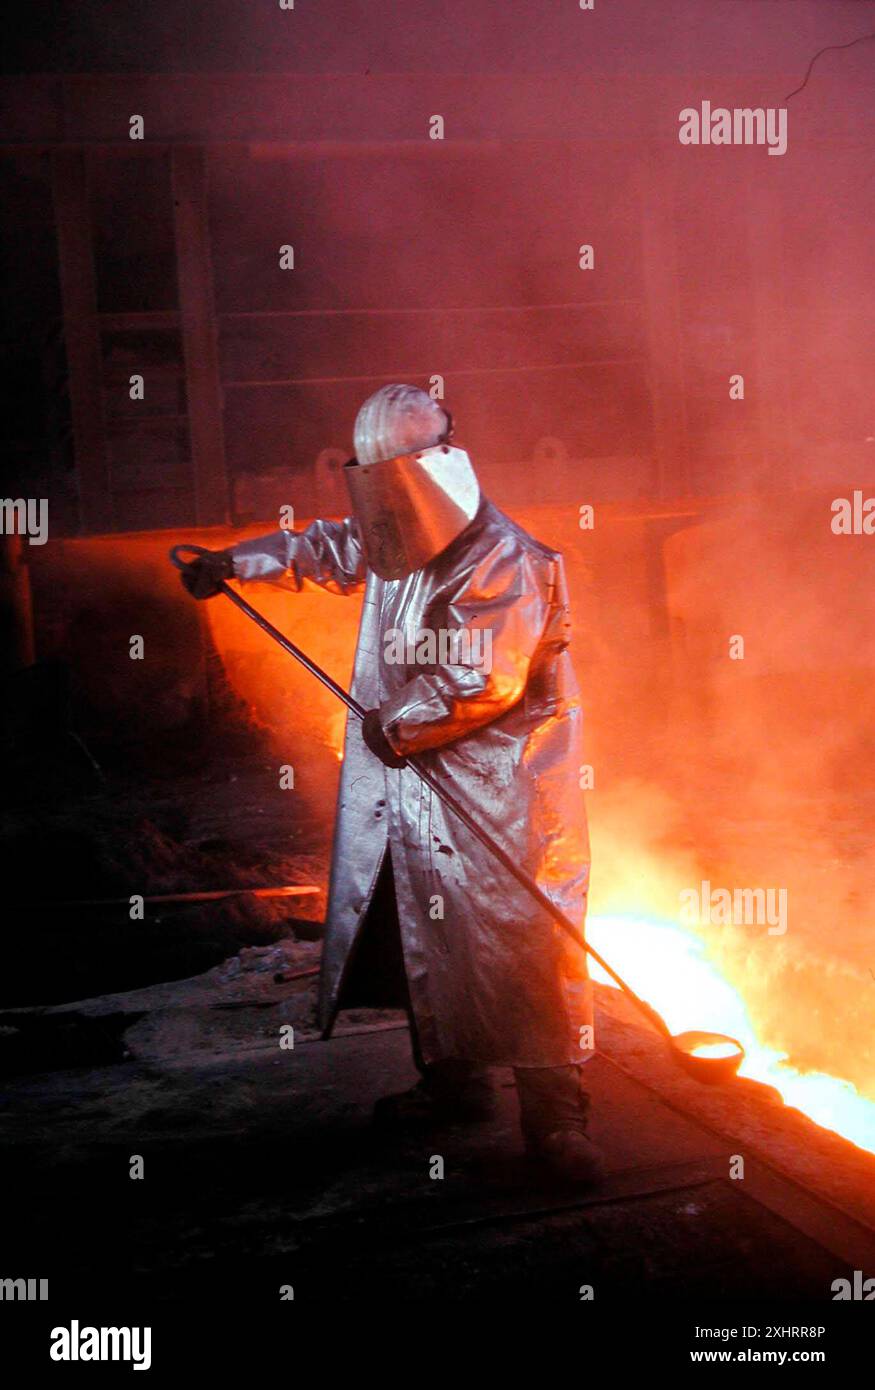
202 567 672 1041
44 886 319 908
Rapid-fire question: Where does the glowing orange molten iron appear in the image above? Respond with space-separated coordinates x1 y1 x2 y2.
689 1039 744 1060
673 1031 745 1085
586 912 874 1154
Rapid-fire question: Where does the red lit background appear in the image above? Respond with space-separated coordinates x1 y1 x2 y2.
2 1 875 1149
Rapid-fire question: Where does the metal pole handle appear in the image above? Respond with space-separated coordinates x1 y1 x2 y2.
171 546 672 1041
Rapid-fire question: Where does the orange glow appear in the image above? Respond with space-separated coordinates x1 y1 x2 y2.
201 570 875 1154
202 561 360 765
326 708 347 761
79 523 863 1158
199 572 875 1155
689 1040 741 1060
585 790 875 1156
587 910 875 1154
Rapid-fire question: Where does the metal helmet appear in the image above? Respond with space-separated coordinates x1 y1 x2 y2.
346 385 480 580
353 384 450 466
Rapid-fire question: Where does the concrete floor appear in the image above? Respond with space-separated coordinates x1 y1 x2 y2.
3 960 873 1304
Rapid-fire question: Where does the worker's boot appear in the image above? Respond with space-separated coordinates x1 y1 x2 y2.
514 1064 604 1184
373 1059 495 1128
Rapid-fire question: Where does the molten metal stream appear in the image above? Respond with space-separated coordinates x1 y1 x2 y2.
585 911 875 1152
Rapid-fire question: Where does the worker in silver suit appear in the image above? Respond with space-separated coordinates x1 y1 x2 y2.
181 384 601 1182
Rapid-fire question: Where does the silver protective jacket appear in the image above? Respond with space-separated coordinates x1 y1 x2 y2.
231 499 593 1067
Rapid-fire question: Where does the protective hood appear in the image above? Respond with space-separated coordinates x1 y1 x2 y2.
344 444 480 580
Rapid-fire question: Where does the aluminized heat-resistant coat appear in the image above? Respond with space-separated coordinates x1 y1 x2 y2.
231 498 592 1067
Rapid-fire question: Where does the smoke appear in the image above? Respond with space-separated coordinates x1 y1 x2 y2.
578 490 875 1103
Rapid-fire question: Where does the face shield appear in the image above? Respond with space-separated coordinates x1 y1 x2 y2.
344 384 480 580
345 443 481 580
